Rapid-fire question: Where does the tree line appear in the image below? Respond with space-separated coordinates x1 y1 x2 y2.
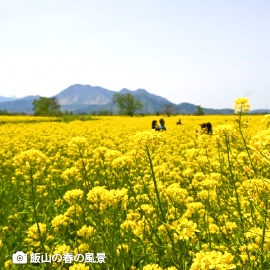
112 93 205 116
1 94 205 116
32 93 144 117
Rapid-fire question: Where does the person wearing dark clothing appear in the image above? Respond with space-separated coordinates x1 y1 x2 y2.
152 120 159 131
176 119 182 125
200 122 213 135
159 119 167 131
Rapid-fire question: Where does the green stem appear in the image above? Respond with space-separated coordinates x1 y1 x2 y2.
145 146 182 269
125 171 180 268
225 136 251 264
261 202 268 270
74 203 77 247
145 146 166 222
102 159 110 189
238 110 258 177
30 169 48 269
79 149 91 189
112 208 116 269
194 156 206 175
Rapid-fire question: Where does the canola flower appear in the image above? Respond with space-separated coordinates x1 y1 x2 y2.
129 130 163 158
234 97 250 114
69 264 89 270
77 225 96 239
2 102 270 269
190 250 236 269
261 114 270 129
12 149 47 175
63 189 84 204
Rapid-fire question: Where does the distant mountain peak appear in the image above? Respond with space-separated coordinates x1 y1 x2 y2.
0 83 268 115
135 89 148 93
21 95 41 100
0 95 18 102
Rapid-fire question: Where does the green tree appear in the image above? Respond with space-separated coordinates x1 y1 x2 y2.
98 110 110 116
0 109 9 115
113 93 143 117
32 97 61 116
160 104 175 117
173 106 179 116
50 97 61 112
194 105 205 116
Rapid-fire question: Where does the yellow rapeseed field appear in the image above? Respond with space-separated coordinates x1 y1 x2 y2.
1 99 270 269
0 116 61 124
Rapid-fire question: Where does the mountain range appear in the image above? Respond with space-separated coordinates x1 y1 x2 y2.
0 84 269 115
0 95 18 102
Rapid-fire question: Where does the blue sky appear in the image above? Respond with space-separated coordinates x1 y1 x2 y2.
0 0 269 109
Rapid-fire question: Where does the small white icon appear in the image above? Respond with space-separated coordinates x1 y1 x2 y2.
12 251 28 264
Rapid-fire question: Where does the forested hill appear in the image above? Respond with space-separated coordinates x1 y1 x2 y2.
0 84 267 114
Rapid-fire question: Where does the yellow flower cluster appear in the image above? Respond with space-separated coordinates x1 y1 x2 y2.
51 214 70 228
63 189 84 204
129 130 163 157
104 149 122 163
234 97 250 114
121 215 151 240
171 217 199 241
143 264 163 270
190 251 236 269
245 227 270 244
77 225 96 239
116 243 129 254
23 223 47 246
242 178 270 205
68 137 89 157
111 155 135 168
61 167 80 184
249 129 270 164
12 149 47 174
260 114 270 128
69 264 90 270
77 243 90 253
26 223 46 239
163 183 188 203
87 186 128 213
213 124 238 143
54 243 71 254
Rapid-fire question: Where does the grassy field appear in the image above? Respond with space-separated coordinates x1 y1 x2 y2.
1 112 270 269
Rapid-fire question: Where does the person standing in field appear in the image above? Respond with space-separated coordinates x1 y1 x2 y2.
176 119 182 125
159 119 167 131
200 122 213 135
152 120 159 131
